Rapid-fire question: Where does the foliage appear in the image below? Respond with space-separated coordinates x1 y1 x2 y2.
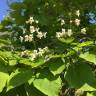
0 0 96 96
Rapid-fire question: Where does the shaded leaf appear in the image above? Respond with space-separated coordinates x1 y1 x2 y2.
65 63 96 91
25 83 46 96
10 3 26 10
48 58 65 75
7 69 35 91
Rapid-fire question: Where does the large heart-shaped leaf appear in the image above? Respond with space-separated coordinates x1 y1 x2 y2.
65 63 96 91
7 69 35 91
33 69 62 96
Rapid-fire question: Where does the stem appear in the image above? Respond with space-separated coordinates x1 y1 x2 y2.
33 38 36 49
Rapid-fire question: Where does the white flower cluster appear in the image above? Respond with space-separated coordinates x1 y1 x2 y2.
19 16 47 43
56 10 87 39
61 19 65 25
30 47 49 61
20 47 49 61
76 10 80 17
81 28 86 34
57 18 65 26
26 16 39 24
75 10 87 34
37 32 47 39
75 10 80 26
74 18 80 26
21 50 29 57
20 34 33 42
56 28 73 38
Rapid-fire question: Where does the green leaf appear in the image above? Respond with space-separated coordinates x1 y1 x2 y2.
0 72 9 92
7 69 35 91
25 83 46 96
0 51 19 62
19 58 45 68
33 69 62 96
79 52 96 64
0 51 13 60
76 41 93 47
87 92 94 96
79 83 96 91
58 37 74 43
65 63 96 91
72 41 93 52
10 3 26 10
48 58 65 75
0 24 3 29
9 60 17 66
10 11 26 24
0 56 8 72
0 39 11 45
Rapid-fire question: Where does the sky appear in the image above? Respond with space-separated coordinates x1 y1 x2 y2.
0 0 21 21
0 0 9 21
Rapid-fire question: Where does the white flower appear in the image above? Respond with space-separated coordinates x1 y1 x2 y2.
31 53 37 61
76 10 80 17
33 50 38 56
25 20 29 24
56 32 62 38
25 35 29 42
62 28 66 35
21 50 28 57
70 20 73 23
30 17 34 21
35 20 39 23
30 26 35 33
43 46 48 52
30 47 49 61
67 29 73 36
37 32 43 39
56 29 66 38
61 19 65 25
29 34 33 42
29 16 34 24
31 50 38 61
81 28 86 34
21 51 25 56
35 28 39 32
23 28 26 34
43 32 47 38
44 55 50 61
38 48 45 56
75 19 80 26
20 36 23 43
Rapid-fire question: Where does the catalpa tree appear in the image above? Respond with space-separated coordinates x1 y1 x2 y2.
0 0 96 96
